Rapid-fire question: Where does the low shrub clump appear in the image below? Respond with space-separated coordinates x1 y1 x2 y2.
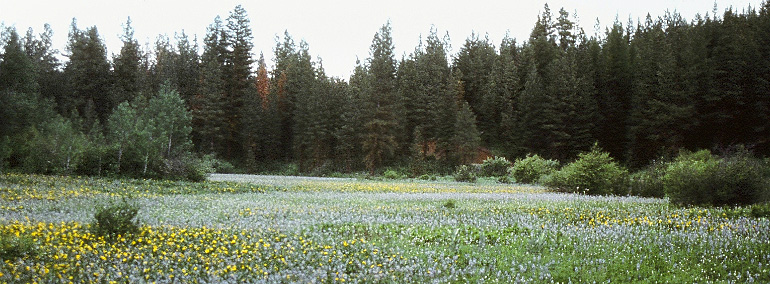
542 147 628 195
383 169 405 180
480 156 512 177
663 149 768 206
0 232 37 259
510 154 559 184
454 165 477 182
92 199 140 240
628 160 667 198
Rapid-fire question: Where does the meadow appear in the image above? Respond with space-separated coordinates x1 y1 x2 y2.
1 173 768 283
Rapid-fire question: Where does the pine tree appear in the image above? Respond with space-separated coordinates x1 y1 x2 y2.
174 32 201 106
452 101 481 165
224 5 255 160
22 24 61 103
362 22 400 171
111 17 144 106
597 20 633 160
64 20 112 125
192 17 228 155
336 60 369 171
453 32 496 144
0 27 38 94
484 35 522 155
627 16 693 166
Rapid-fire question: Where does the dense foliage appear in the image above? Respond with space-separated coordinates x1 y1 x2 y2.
1 3 770 180
542 146 630 195
663 150 770 206
510 154 559 184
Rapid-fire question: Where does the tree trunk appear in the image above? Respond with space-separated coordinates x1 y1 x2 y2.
143 154 149 175
117 146 123 173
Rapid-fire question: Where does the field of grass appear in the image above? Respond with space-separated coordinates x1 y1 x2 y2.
1 173 768 283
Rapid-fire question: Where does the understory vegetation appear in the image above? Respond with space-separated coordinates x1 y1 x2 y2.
457 147 770 207
1 173 768 283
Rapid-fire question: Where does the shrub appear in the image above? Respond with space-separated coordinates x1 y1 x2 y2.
510 154 559 184
750 203 770 218
663 149 768 206
542 147 628 195
92 199 140 240
443 199 457 209
454 165 477 182
480 156 512 177
628 161 667 198
383 169 403 180
0 232 37 259
161 155 208 182
200 154 235 174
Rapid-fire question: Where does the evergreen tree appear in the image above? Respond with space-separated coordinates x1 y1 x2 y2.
597 20 633 160
22 24 62 104
336 60 369 171
174 32 201 106
0 27 38 94
64 20 112 125
193 17 227 155
241 53 279 168
224 5 255 160
362 22 400 171
452 101 481 165
111 17 144 106
453 32 496 144
483 35 522 154
627 16 693 166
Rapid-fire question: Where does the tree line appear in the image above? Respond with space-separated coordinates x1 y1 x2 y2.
1 3 769 178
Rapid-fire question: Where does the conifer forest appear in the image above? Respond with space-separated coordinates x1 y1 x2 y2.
1 3 769 178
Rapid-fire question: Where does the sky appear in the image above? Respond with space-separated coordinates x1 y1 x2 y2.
0 0 764 79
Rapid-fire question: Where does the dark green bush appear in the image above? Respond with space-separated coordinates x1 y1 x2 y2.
443 199 457 209
383 169 404 180
92 199 140 240
750 203 770 218
0 232 37 259
454 165 477 182
628 161 667 198
510 154 559 184
663 150 768 206
542 148 628 195
480 156 512 177
161 155 208 182
200 154 235 174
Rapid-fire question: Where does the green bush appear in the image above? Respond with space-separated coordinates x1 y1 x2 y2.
542 148 628 195
628 161 667 198
750 203 770 218
92 199 140 240
454 165 477 182
161 155 208 182
0 232 37 259
383 169 403 180
663 149 768 206
200 154 235 174
443 199 457 209
510 154 559 184
480 156 512 177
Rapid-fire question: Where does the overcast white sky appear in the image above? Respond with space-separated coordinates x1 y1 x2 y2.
0 0 764 79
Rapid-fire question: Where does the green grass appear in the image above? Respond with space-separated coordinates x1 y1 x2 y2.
1 173 768 283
